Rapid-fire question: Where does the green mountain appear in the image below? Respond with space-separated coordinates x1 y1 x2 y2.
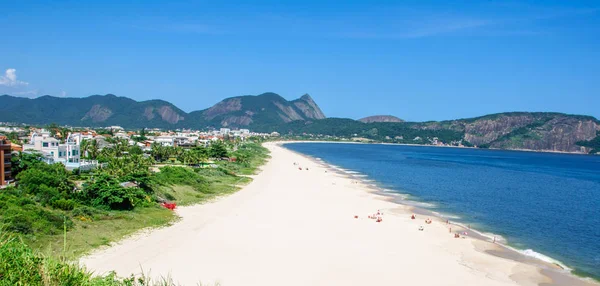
0 92 325 129
0 94 186 128
1 93 599 153
192 92 326 129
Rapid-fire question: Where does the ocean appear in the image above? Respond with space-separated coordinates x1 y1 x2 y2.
283 142 600 280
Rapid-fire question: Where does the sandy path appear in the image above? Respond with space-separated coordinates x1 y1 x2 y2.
81 143 548 286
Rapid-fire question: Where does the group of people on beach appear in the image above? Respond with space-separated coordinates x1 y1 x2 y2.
293 162 308 171
414 214 433 231
365 209 383 222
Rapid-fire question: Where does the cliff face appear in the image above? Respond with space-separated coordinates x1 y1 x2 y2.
417 113 600 153
488 116 599 152
203 98 243 121
292 94 326 120
462 115 538 146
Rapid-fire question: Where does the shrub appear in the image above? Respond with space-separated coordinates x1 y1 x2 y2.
153 167 209 193
16 163 75 205
72 206 105 219
1 208 33 234
78 174 147 210
52 199 76 211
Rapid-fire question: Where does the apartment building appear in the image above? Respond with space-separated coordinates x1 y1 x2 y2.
0 135 11 186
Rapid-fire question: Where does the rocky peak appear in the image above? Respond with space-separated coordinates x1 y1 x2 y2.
292 94 326 120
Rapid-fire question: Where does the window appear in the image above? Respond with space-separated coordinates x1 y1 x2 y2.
43 142 48 147
50 151 54 156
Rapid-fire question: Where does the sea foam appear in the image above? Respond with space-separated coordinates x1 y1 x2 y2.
519 249 571 270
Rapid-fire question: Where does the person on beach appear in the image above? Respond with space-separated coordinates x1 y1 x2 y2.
411 214 416 220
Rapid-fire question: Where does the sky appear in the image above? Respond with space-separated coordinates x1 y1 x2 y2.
1 0 599 122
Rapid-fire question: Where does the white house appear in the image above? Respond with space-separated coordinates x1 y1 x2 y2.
23 132 97 171
23 133 80 163
155 136 175 146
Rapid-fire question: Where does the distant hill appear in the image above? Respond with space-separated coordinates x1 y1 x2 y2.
359 115 404 123
1 93 599 153
0 94 186 128
0 92 325 129
270 112 599 153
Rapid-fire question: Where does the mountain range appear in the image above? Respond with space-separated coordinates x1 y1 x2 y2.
1 93 599 153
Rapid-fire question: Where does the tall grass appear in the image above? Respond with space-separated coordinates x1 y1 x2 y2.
0 231 206 285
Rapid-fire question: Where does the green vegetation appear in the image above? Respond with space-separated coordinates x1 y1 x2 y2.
0 141 269 284
0 231 197 285
272 118 465 145
576 131 600 154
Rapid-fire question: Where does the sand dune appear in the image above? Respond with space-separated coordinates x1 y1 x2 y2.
81 143 578 286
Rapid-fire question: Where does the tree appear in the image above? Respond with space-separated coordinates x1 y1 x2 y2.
129 145 143 155
209 142 228 158
78 174 146 210
151 143 167 162
10 152 44 177
16 163 74 205
233 151 251 165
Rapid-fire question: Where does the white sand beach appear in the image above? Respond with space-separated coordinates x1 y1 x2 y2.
81 143 591 286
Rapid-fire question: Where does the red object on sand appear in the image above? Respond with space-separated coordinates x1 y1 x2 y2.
161 202 177 210
354 215 358 219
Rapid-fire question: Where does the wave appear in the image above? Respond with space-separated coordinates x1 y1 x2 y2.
432 212 461 220
404 201 436 208
518 249 570 270
352 174 368 177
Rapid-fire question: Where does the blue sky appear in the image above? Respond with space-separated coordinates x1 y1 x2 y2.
1 0 599 121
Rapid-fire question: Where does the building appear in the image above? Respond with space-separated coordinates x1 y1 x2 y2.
23 132 81 164
21 132 98 171
154 136 175 146
0 135 12 186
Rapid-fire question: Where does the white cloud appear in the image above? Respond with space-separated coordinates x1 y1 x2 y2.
0 69 29 86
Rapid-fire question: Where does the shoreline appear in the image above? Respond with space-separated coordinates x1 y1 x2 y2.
280 141 599 285
279 139 595 156
81 142 598 286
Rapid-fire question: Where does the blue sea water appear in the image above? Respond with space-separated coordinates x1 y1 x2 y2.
284 143 600 280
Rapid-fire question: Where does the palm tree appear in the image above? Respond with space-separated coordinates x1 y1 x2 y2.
88 139 99 159
81 139 90 158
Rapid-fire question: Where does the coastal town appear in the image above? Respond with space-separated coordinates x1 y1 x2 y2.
0 123 280 187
